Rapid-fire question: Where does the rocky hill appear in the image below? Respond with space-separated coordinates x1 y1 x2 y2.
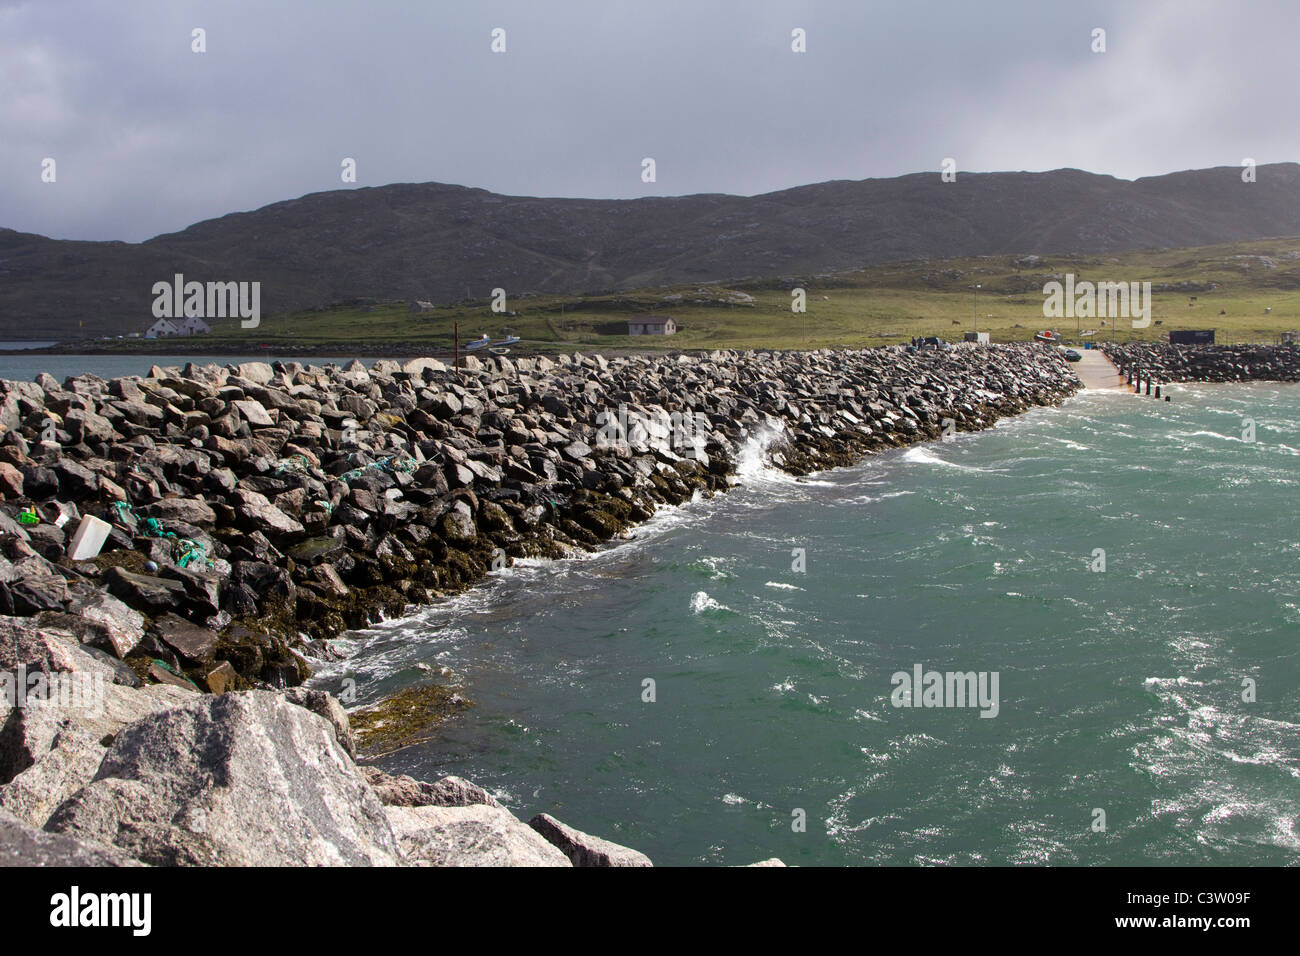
4 164 1300 337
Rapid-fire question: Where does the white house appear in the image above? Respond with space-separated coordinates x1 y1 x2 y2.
627 315 676 335
179 316 212 336
144 318 180 339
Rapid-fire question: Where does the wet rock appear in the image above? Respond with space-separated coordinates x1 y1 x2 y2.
439 508 476 544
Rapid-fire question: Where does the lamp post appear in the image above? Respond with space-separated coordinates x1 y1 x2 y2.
973 284 980 335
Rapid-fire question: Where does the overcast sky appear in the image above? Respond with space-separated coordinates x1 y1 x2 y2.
2 0 1296 243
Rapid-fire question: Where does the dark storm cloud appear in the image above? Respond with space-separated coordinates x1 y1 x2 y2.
1 0 1295 242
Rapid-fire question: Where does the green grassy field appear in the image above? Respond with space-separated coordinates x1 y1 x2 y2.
107 238 1300 354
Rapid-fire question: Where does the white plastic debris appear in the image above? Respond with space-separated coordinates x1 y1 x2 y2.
66 514 112 560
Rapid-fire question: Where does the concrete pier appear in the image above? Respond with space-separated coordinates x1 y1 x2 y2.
1071 348 1126 390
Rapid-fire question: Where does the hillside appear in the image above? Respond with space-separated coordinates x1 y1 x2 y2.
3 164 1300 338
42 238 1300 355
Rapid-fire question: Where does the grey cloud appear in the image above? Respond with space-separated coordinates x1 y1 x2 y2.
1 0 1296 242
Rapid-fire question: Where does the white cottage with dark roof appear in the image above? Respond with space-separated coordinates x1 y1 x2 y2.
627 315 676 335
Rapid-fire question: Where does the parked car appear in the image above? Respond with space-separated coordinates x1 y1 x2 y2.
1062 349 1082 362
920 336 951 350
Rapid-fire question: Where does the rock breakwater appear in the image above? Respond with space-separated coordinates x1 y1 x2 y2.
1100 343 1300 383
0 345 1079 696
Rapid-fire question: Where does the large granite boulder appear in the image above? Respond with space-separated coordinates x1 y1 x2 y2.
45 691 401 866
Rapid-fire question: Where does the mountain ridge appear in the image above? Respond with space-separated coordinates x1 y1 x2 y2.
2 164 1298 337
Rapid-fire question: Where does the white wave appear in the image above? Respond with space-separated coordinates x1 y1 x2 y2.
1046 436 1091 451
1142 676 1204 690
899 446 988 471
764 581 804 591
696 556 733 580
1169 429 1247 445
733 419 788 478
690 591 730 614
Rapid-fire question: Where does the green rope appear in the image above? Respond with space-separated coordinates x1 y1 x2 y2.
337 454 417 484
141 516 175 539
107 501 214 570
273 453 311 475
175 538 214 570
150 658 200 690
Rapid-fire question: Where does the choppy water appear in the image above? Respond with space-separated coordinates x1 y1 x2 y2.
312 383 1300 866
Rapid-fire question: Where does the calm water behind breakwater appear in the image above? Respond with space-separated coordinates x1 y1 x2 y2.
314 383 1300 866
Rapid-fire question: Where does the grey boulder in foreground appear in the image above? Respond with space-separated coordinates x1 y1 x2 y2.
43 691 402 866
